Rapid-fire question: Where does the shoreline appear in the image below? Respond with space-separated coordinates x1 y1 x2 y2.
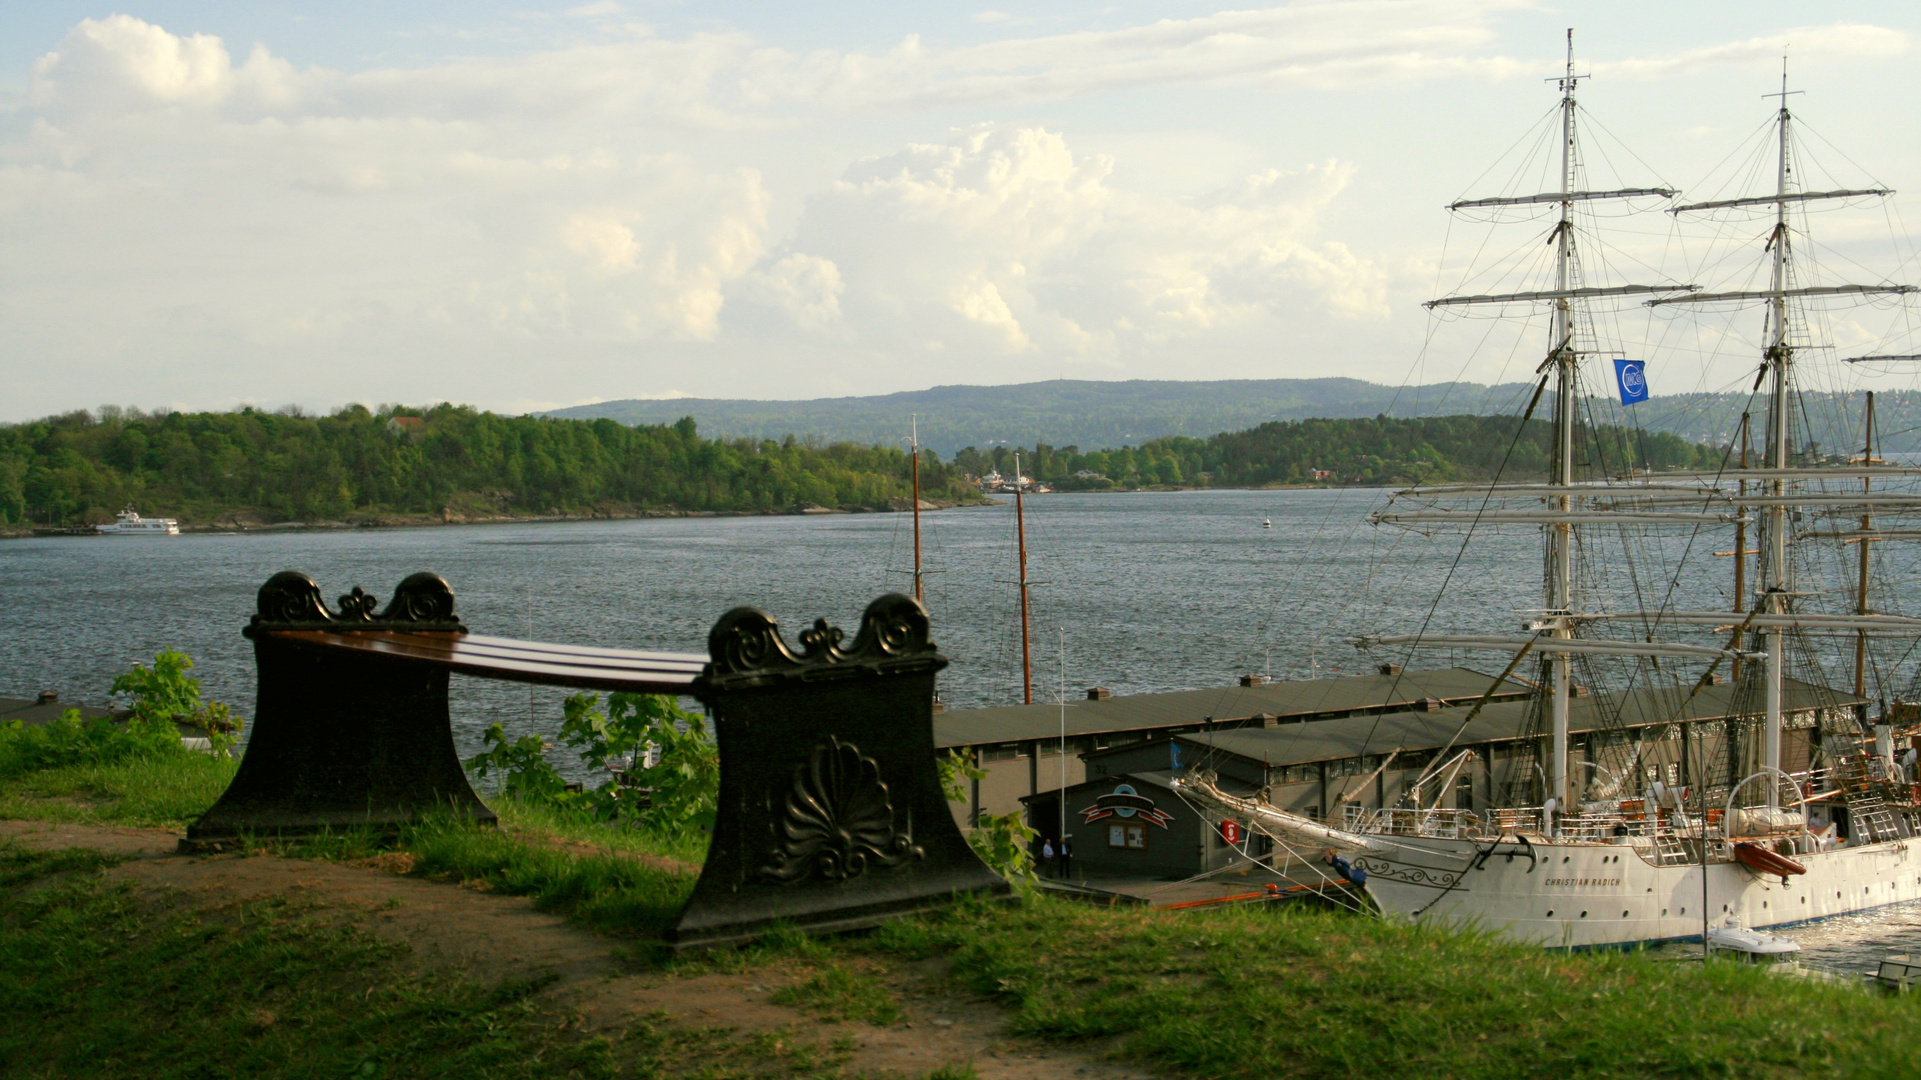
0 482 1370 541
0 497 983 541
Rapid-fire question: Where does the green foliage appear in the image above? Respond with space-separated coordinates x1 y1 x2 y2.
594 695 720 833
0 403 984 527
464 725 569 803
953 413 1723 491
938 751 1038 888
0 711 184 780
465 693 717 834
110 649 241 752
968 811 1039 889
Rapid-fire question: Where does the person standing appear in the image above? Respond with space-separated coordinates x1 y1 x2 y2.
1058 838 1072 878
1041 837 1055 875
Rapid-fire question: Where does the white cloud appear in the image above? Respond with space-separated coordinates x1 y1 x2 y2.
1597 24 1910 80
762 124 1388 367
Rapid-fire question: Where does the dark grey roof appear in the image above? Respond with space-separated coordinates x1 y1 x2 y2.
0 694 116 727
1020 769 1188 804
1147 678 1864 769
933 667 1530 749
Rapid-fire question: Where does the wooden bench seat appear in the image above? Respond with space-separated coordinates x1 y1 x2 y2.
265 629 706 693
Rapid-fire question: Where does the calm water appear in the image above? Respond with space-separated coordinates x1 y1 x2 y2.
1 488 1550 755
7 486 1921 961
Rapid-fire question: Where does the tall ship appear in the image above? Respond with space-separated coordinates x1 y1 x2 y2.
1180 38 1921 947
96 507 180 536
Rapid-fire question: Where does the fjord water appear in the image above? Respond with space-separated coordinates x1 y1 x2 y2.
2 488 1556 750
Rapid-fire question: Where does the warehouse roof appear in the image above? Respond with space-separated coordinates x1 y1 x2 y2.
933 667 1531 749
0 692 116 727
1113 678 1864 769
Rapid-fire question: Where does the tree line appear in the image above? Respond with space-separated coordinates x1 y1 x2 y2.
0 405 1723 528
0 404 976 526
950 414 1722 490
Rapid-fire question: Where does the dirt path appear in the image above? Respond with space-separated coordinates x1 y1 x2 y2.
1 820 1156 1079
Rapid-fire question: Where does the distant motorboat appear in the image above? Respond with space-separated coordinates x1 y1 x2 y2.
1262 516 1272 529
97 507 179 536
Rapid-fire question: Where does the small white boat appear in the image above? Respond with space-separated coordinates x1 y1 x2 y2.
1868 955 1921 991
1262 516 1272 529
96 507 180 536
1706 921 1801 963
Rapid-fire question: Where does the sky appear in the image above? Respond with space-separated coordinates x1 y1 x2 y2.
3 1 1920 422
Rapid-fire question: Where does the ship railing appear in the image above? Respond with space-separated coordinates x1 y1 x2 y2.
1341 805 1490 839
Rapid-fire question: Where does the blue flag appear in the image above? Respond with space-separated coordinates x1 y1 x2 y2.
1614 358 1649 405
1170 741 1182 771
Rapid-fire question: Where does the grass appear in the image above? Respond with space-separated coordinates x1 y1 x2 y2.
0 753 236 829
0 839 626 1079
279 814 701 938
771 964 906 1027
14 749 1921 1077
863 894 1921 1079
489 795 711 867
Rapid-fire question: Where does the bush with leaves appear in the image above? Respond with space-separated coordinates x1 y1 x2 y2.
0 650 238 777
939 750 1038 889
110 650 242 753
465 692 717 832
0 709 185 779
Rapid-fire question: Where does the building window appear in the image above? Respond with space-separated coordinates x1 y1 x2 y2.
981 744 1025 762
1107 823 1147 849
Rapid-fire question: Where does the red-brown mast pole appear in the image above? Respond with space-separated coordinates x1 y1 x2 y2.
1856 392 1876 698
910 415 924 602
1733 414 1749 682
1016 451 1032 705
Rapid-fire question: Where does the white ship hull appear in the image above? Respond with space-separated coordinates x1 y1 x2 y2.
1354 836 1920 948
97 509 179 535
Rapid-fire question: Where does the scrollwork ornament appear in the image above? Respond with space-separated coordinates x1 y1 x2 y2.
380 573 457 622
337 587 380 621
1351 859 1461 889
255 571 333 624
798 619 844 658
761 737 923 883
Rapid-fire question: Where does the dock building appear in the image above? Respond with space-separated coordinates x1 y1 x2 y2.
936 670 1861 883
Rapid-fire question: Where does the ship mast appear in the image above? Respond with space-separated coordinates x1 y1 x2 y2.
1546 29 1579 819
910 414 924 603
1760 63 1795 784
1856 393 1877 700
1016 451 1033 705
1655 60 1916 789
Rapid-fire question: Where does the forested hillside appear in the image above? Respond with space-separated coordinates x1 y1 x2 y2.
0 404 1722 529
553 378 1921 457
549 377 1536 454
953 415 1721 490
0 404 977 528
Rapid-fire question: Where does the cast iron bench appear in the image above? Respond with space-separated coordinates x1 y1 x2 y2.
187 570 1008 948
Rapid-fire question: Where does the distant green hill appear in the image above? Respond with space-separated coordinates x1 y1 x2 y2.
546 379 1538 455
550 379 1921 456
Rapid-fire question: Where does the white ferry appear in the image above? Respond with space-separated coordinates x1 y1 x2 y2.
97 507 180 536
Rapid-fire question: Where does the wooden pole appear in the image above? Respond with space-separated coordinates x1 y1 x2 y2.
1856 391 1876 698
910 416 923 603
1733 414 1750 681
1017 451 1033 705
